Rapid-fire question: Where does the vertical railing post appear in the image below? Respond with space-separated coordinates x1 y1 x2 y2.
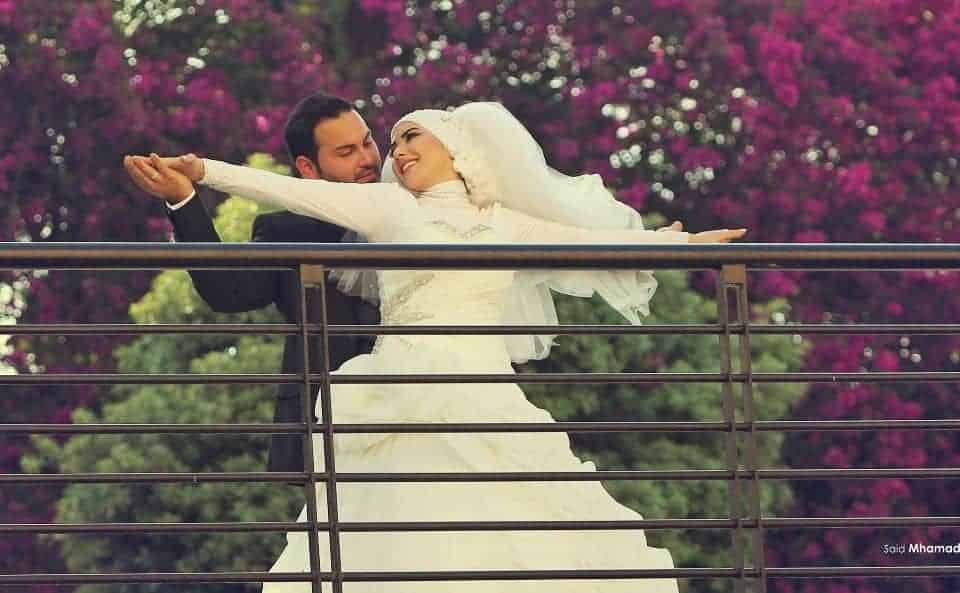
718 264 746 592
296 265 330 593
725 264 766 592
310 265 344 593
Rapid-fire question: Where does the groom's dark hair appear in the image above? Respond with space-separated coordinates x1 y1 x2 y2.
284 92 355 178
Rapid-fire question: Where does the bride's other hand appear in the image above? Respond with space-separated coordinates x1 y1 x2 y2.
689 228 747 243
123 154 194 205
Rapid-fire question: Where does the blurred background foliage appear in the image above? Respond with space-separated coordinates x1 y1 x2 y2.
3 1 960 591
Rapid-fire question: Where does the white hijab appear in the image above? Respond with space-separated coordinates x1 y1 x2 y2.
348 102 659 363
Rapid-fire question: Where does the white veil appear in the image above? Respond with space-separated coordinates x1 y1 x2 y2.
392 102 659 363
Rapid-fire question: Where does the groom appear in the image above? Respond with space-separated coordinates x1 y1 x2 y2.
124 92 381 475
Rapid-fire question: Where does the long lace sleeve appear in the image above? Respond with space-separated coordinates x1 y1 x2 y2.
494 205 690 244
199 159 415 239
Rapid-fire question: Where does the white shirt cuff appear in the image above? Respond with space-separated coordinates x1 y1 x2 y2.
166 190 196 211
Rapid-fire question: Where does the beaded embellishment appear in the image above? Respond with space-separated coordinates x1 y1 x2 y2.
428 220 494 240
380 272 437 323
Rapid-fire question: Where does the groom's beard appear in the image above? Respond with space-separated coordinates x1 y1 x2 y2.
355 167 380 182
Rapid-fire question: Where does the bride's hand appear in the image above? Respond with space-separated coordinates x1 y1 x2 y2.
688 228 747 243
148 152 205 181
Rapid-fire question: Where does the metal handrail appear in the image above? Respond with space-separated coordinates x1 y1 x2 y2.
3 242 960 591
0 241 956 268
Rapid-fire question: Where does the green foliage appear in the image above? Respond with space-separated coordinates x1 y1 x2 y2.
25 156 298 593
520 271 805 591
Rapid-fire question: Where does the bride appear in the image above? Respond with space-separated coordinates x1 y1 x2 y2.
127 102 744 592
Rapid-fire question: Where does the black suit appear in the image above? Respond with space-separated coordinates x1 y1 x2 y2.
167 193 379 473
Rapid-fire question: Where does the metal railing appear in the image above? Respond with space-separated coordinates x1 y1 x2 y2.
1 242 960 592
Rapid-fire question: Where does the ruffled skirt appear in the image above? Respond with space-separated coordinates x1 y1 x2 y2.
263 335 677 592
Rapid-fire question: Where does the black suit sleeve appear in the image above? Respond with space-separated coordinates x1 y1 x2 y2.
167 192 282 313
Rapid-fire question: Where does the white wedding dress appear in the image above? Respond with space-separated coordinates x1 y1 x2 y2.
198 160 685 592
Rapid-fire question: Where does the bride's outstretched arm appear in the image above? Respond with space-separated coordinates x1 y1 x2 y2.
497 205 745 244
130 154 413 239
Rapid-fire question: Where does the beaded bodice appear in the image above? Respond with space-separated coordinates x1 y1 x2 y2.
377 221 514 326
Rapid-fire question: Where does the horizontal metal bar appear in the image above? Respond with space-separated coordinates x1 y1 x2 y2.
768 566 960 577
347 518 746 531
734 372 960 383
0 423 305 434
0 572 314 585
0 373 728 385
0 519 740 534
2 322 727 336
7 322 960 338
333 421 732 433
0 421 734 436
0 372 730 386
5 419 960 437
6 322 960 340
7 467 960 485
336 420 960 433
756 420 960 431
2 242 960 269
0 470 735 484
758 468 960 479
335 419 960 434
337 468 960 482
343 568 744 581
0 472 307 484
349 323 960 337
7 516 960 535
1 323 299 335
764 516 960 528
0 568 747 585
4 371 960 386
337 516 960 531
0 522 308 534
7 566 960 584
752 323 960 335
0 373 302 385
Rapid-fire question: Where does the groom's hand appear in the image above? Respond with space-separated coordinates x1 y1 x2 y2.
123 154 194 204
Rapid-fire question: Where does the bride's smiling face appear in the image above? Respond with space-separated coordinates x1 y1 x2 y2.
389 123 460 191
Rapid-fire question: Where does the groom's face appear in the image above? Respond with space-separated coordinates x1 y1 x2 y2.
304 110 382 183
